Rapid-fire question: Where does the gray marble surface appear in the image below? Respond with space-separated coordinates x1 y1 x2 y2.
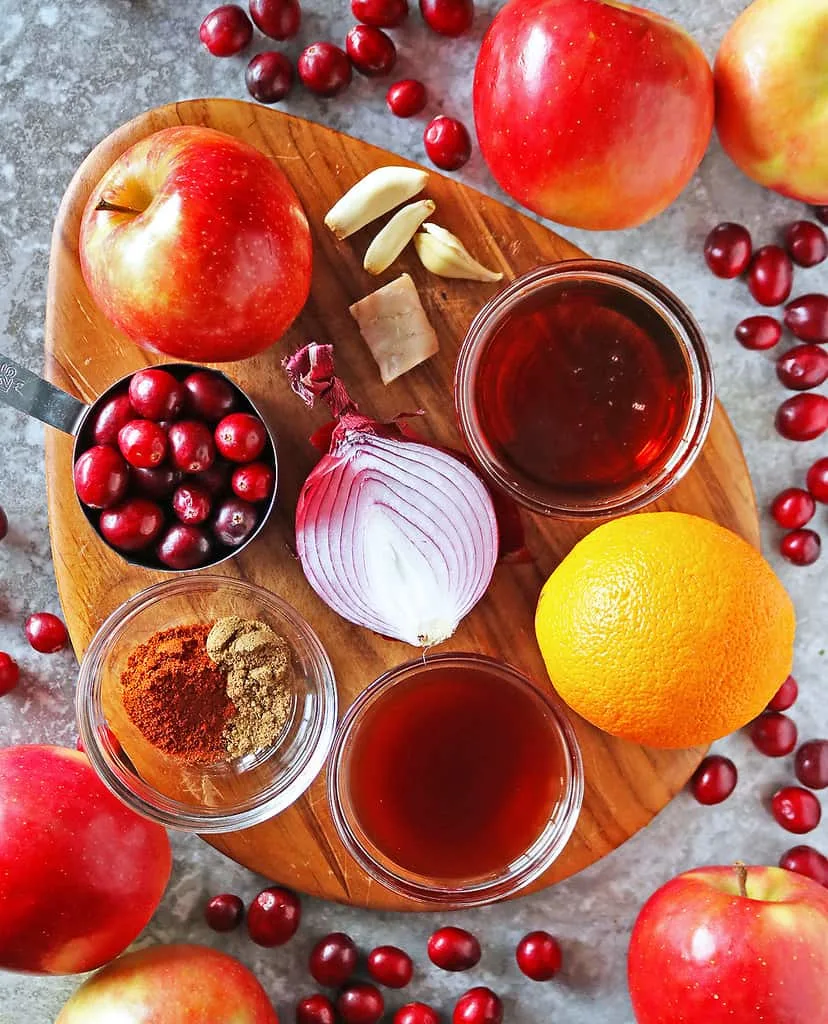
0 1 825 1021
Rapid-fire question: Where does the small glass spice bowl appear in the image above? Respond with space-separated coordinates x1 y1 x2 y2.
76 576 337 832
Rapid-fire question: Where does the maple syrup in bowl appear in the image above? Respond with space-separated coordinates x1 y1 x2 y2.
327 654 583 906
455 261 714 517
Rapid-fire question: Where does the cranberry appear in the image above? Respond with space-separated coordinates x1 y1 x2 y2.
309 932 358 987
249 0 301 39
770 488 815 529
215 412 268 462
775 393 828 441
776 344 828 391
128 368 184 421
156 523 213 570
785 221 828 267
807 457 828 502
168 421 216 473
246 52 294 103
419 0 473 36
0 505 6 541
767 675 799 712
703 223 752 278
118 420 167 468
77 725 120 756
212 497 259 547
204 893 244 932
747 245 793 306
781 528 821 565
452 988 503 1024
386 79 427 117
231 462 275 503
337 983 384 1024
131 465 182 500
100 498 165 553
796 740 828 789
750 712 798 756
73 445 129 509
197 461 232 496
690 755 738 805
779 845 828 887
367 945 413 988
816 207 828 226
734 315 781 350
771 786 822 834
247 886 300 946
92 393 134 445
298 43 352 97
394 1005 440 1024
0 652 20 695
784 294 828 343
427 927 481 972
346 25 396 76
24 612 68 654
297 994 337 1024
182 371 237 422
352 0 408 27
171 483 212 525
515 931 562 981
199 4 253 56
424 116 471 171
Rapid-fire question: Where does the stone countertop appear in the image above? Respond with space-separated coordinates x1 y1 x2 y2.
0 1 825 1021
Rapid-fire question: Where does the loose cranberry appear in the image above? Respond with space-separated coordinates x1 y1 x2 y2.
247 886 301 946
297 994 337 1024
419 0 473 37
204 893 244 932
92 393 134 445
246 52 294 103
785 221 828 267
73 445 129 509
0 505 6 541
748 245 793 306
452 988 503 1024
394 1005 440 1024
197 461 232 496
100 498 165 553
215 413 268 462
351 0 408 27
367 945 413 988
24 612 68 654
182 371 237 423
776 344 828 391
249 0 301 39
0 652 20 695
690 755 738 805
131 465 182 500
172 483 212 525
781 528 821 565
337 983 384 1024
784 294 828 343
212 497 259 547
156 523 213 570
128 368 184 421
199 4 253 56
771 786 822 834
779 845 828 887
309 932 358 988
796 740 828 789
771 488 816 529
168 421 216 473
346 25 397 76
734 315 781 351
424 116 471 171
775 394 828 441
807 458 828 502
515 931 562 981
750 712 798 756
816 207 828 226
427 927 481 972
703 223 752 278
767 675 799 712
232 462 275 502
386 79 427 117
118 420 167 468
298 43 352 97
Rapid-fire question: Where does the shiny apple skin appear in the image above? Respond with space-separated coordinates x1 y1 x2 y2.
628 865 828 1023
79 126 313 362
0 745 171 974
55 944 279 1022
473 0 714 230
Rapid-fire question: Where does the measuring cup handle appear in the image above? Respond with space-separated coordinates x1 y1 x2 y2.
0 353 89 435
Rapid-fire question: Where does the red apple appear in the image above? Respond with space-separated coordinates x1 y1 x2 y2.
0 745 171 974
80 126 313 362
473 0 714 230
714 0 828 203
56 944 279 1022
628 864 828 1023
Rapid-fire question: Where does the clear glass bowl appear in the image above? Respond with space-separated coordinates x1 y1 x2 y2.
76 576 337 832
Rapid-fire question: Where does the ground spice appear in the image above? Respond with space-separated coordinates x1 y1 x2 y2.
121 623 235 764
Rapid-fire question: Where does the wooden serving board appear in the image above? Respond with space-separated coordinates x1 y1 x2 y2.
44 99 759 911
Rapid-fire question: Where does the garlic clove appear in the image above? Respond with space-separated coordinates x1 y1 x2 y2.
363 199 436 275
414 224 504 282
324 166 430 239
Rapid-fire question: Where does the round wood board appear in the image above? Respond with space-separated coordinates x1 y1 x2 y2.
44 99 759 911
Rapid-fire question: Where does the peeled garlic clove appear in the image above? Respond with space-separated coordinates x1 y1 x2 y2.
324 166 430 240
364 199 436 275
414 225 503 282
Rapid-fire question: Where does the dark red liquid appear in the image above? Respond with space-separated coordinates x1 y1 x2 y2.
473 280 692 500
346 663 565 880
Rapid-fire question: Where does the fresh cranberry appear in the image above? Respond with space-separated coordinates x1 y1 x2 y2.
197 461 232 496
515 931 562 981
337 983 384 1024
309 932 358 987
771 786 822 834
386 79 427 117
212 497 259 547
767 675 799 711
182 371 237 422
199 4 253 56
703 223 752 278
0 653 20 695
298 43 352 97
24 612 68 654
452 988 503 1024
690 755 738 805
776 344 828 391
807 458 828 502
172 483 212 525
156 523 213 570
748 245 793 306
816 207 828 226
427 927 481 972
73 445 129 509
168 421 216 473
0 505 6 541
775 394 828 441
346 25 396 76
750 712 798 756
128 368 184 421
100 498 165 553
394 1005 440 1024
419 0 473 36
734 315 781 350
784 294 828 343
424 116 471 171
215 412 268 462
231 462 275 503
779 845 828 887
204 893 244 932
351 0 408 27
796 740 828 790
771 488 816 529
249 0 301 39
246 52 294 103
92 393 134 445
131 465 182 500
367 945 413 988
781 528 821 565
247 886 301 946
297 994 337 1024
785 221 828 267
118 420 167 468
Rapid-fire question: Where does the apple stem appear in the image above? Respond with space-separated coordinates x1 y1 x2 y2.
95 199 141 216
734 861 748 898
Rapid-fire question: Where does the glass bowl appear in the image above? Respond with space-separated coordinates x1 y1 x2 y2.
76 576 337 832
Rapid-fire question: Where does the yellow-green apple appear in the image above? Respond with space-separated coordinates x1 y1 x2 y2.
473 0 714 230
56 944 279 1023
628 864 828 1023
80 126 313 362
0 745 171 974
715 0 828 203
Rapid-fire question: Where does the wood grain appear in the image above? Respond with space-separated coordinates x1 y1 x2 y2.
44 99 759 911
